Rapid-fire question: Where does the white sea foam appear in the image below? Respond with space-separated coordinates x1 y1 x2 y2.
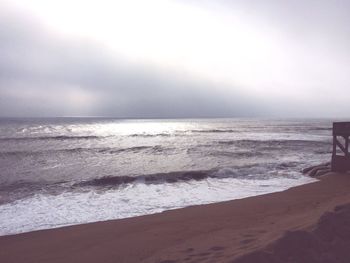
0 118 331 236
0 175 316 236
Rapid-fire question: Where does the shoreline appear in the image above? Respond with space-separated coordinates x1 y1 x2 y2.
0 172 316 237
1 172 350 262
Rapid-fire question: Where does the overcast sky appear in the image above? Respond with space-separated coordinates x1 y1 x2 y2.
0 0 349 118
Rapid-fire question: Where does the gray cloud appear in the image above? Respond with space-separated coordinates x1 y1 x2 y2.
0 6 264 118
205 0 350 51
0 1 350 118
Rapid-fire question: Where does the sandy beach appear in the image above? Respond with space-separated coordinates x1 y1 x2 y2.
1 0 349 261
0 172 349 262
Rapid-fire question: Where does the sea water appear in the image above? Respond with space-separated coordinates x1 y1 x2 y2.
0 118 333 235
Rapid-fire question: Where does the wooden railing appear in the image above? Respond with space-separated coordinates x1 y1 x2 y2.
332 122 350 172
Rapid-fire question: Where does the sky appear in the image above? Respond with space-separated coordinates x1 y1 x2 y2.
0 0 349 118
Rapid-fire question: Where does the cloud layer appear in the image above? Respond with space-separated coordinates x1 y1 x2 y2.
0 0 350 118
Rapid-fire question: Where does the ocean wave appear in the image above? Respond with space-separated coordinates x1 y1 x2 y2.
0 148 91 156
314 149 332 154
98 145 172 155
0 162 306 206
209 150 266 158
74 170 211 188
218 139 331 148
127 129 239 137
311 127 332 131
190 129 239 133
2 171 218 204
0 145 173 156
0 180 68 205
0 135 101 141
0 180 48 191
129 133 172 137
75 163 302 188
0 171 316 236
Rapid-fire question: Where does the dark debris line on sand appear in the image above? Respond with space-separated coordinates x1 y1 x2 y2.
233 203 350 263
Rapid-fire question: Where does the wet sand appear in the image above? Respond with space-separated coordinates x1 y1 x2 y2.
1 172 350 263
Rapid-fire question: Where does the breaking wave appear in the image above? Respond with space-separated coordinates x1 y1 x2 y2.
75 163 302 188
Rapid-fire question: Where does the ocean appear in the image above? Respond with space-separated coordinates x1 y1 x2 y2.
0 118 333 235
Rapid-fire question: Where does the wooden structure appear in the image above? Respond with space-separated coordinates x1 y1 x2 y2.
332 122 350 172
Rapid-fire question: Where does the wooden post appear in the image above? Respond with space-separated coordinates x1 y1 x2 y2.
332 122 350 172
